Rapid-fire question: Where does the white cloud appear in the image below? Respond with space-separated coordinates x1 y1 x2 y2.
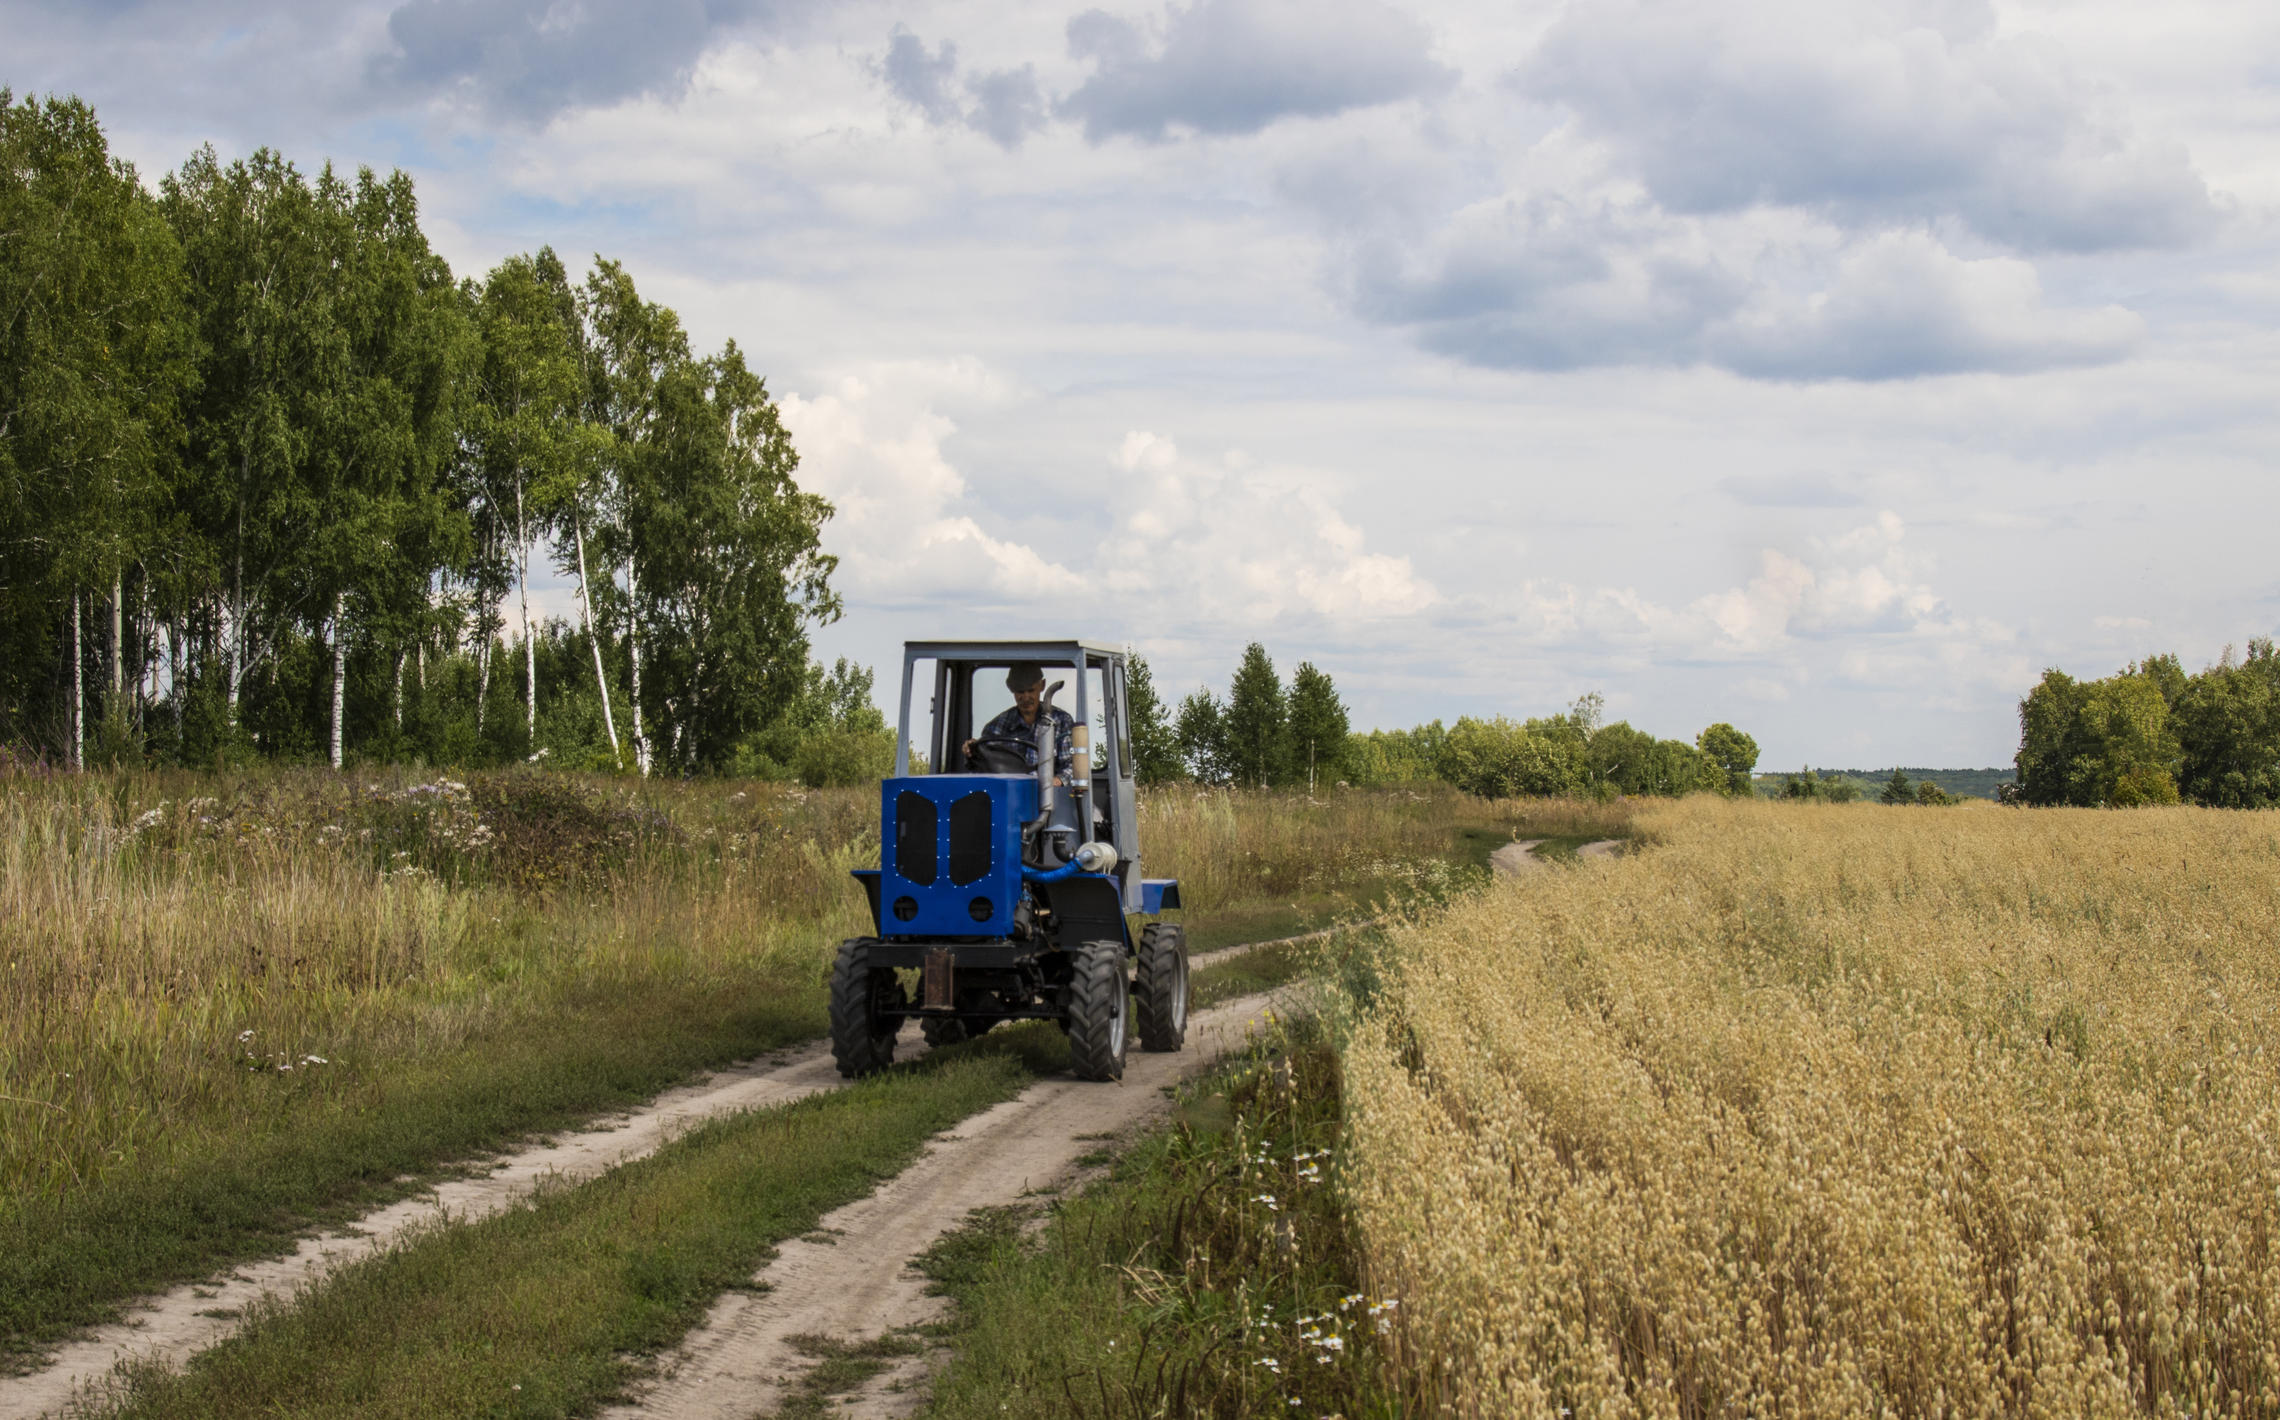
1522 0 2217 252
1100 432 1439 623
778 361 1087 607
779 374 1433 635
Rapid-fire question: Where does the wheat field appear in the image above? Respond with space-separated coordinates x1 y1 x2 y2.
1345 797 2280 1418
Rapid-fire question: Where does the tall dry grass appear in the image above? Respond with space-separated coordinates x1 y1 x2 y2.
0 771 1553 1219
0 767 879 1209
1138 782 1588 912
1345 797 2280 1418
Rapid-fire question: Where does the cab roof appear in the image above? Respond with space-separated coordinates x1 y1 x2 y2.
901 640 1126 663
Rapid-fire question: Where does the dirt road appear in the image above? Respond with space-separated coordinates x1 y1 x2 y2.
602 991 1284 1419
1490 838 1621 876
2 929 1314 1419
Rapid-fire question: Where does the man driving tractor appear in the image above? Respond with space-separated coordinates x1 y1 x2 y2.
965 662 1075 782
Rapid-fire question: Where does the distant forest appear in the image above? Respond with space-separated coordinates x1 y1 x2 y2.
1755 767 2016 802
1 90 870 778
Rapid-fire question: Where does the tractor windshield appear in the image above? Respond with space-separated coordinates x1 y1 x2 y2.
931 659 1080 773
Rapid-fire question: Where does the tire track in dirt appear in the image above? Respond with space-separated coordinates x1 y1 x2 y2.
597 991 1290 1420
1 926 1337 1419
1490 838 1621 876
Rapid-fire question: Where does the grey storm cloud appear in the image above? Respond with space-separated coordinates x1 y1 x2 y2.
378 0 790 121
881 29 1048 149
1519 0 2217 253
1059 0 1454 142
1355 198 2143 381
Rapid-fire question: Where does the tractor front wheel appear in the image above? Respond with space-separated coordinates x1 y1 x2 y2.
829 938 903 1078
1064 942 1129 1082
1136 923 1188 1052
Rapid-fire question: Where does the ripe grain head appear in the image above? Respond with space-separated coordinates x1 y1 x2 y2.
1344 798 2280 1417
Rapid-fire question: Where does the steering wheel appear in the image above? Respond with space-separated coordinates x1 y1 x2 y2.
966 733 1035 774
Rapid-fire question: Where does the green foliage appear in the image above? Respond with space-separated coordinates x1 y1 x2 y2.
1347 721 1445 786
1122 654 1184 784
1915 779 1957 806
1780 768 1861 802
1174 687 1230 785
1221 642 1288 788
727 658 891 787
1285 660 1350 790
2172 640 2280 808
0 94 850 776
2013 643 2280 808
2016 661 2186 806
1881 768 1913 804
1696 722 1760 795
0 91 193 759
1436 715 1583 798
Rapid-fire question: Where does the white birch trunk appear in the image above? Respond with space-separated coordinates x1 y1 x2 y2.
71 591 84 772
110 571 123 704
573 513 619 756
228 496 244 723
625 557 647 776
476 609 492 734
393 652 404 731
330 591 346 771
516 477 535 745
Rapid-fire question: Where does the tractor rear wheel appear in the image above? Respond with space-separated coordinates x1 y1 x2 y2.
829 938 903 1078
1135 923 1189 1052
1064 942 1129 1082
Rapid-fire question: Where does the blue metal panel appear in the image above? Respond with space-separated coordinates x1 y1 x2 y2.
1141 879 1181 914
878 775 1038 938
849 869 882 933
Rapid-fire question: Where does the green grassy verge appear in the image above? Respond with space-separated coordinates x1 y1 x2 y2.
90 1027 1077 1419
1 976 823 1362
914 1022 1392 1420
77 946 1310 1418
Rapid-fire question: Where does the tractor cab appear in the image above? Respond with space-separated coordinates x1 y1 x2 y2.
832 640 1186 1083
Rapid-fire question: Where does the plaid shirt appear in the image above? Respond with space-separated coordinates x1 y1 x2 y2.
980 704 1076 780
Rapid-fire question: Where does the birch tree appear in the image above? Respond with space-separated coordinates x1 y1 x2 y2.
471 252 582 752
0 91 190 765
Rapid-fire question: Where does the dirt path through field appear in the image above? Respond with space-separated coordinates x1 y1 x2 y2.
1 928 1319 1420
1490 838 1621 876
1489 839 1546 875
599 991 1286 1420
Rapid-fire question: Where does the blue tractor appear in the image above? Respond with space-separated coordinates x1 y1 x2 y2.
833 640 1187 1082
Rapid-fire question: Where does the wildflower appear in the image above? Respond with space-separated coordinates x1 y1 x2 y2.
238 1030 255 1043
1254 1193 1280 1211
1255 1357 1281 1373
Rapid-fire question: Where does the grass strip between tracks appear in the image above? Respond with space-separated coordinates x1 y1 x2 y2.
79 946 1315 1418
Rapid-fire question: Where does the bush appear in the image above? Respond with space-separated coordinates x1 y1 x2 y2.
1436 717 1581 798
790 727 893 789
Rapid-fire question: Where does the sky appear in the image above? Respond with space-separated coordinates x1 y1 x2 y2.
7 0 2277 768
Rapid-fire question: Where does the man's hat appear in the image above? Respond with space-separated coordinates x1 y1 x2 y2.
1006 662 1046 690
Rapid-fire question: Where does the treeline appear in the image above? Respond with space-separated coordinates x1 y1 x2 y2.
2015 640 2280 807
1127 645 1760 799
1 90 843 776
